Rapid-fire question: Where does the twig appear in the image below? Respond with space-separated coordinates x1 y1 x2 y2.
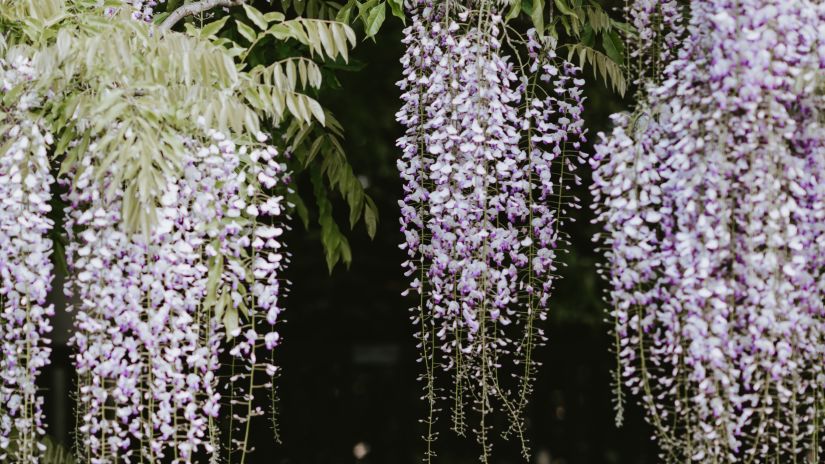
160 0 245 31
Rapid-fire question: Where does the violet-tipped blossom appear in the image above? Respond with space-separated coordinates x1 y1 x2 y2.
626 0 684 86
0 55 55 463
65 124 289 463
592 1 825 461
397 1 586 458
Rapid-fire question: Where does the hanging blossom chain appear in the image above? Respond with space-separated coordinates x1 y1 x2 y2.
592 1 825 462
0 53 55 463
64 123 288 463
625 0 683 87
397 0 586 460
54 4 290 463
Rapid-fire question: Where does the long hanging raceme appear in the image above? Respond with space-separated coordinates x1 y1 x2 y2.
397 0 586 460
64 125 288 463
0 54 55 462
593 1 825 461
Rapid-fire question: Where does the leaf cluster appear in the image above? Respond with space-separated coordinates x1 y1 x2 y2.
507 0 632 95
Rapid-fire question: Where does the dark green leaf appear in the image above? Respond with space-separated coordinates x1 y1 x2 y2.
364 196 378 239
602 29 624 64
287 190 311 230
580 23 594 47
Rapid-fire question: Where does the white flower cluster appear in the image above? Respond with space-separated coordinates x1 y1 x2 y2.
397 0 587 457
65 126 288 463
593 1 825 461
0 55 55 462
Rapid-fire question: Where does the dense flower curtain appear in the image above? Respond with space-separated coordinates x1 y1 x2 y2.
593 0 825 461
0 52 55 462
397 0 586 459
0 0 306 461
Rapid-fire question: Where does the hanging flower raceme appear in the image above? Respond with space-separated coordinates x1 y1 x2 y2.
0 54 55 462
625 0 683 86
592 1 825 461
64 123 289 463
397 0 586 459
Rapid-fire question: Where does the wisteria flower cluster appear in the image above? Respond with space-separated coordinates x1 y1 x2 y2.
625 0 683 87
62 123 288 463
0 53 55 462
592 0 825 461
397 0 586 459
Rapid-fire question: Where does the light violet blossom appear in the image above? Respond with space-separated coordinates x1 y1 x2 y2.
397 0 586 458
65 125 288 463
0 55 55 463
592 1 825 461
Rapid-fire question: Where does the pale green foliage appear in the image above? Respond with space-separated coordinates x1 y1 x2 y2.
0 0 379 272
276 0 403 38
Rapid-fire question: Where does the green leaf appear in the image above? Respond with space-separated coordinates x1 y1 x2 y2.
310 163 351 272
554 0 579 18
506 0 522 21
602 29 625 64
204 255 224 310
287 190 311 230
530 0 544 34
242 4 268 30
364 196 378 239
564 42 627 96
356 0 379 18
581 23 594 47
151 12 170 25
200 15 229 38
263 11 286 22
235 19 257 43
336 0 357 23
388 0 405 22
222 301 239 337
52 235 69 276
363 2 386 39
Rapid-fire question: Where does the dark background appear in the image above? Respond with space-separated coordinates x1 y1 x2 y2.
40 11 661 464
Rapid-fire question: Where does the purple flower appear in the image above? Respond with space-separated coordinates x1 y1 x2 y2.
592 1 825 460
0 56 55 463
397 1 587 457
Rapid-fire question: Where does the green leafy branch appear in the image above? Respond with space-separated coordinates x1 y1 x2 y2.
507 0 633 96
